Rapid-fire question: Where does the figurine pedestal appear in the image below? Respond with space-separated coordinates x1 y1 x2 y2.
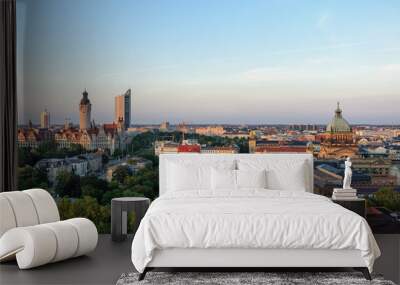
332 188 358 200
333 187 357 192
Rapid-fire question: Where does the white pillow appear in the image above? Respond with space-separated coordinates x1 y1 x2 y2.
211 168 237 190
236 169 267 189
167 162 209 191
238 159 308 191
167 160 236 192
266 162 307 191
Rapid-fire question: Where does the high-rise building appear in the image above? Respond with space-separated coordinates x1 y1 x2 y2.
79 89 91 130
115 89 131 129
40 109 50 128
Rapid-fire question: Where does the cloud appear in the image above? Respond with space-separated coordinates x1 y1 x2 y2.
375 47 400 54
305 57 339 65
267 42 364 56
241 67 290 82
240 67 329 82
239 62 400 84
381 64 400 72
316 13 330 30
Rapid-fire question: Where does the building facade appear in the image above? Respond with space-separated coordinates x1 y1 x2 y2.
79 153 103 174
35 158 71 185
18 127 41 148
65 157 88 177
40 109 50 128
55 120 126 154
35 155 96 184
154 141 179 156
159 121 170 132
53 90 127 154
18 122 52 148
106 157 152 182
318 103 358 159
115 89 131 129
195 126 225 136
248 131 313 154
200 146 239 154
176 123 190 134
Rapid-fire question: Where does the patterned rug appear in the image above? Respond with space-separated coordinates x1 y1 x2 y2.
116 271 396 285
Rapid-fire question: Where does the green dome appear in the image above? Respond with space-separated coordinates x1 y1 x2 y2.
326 103 351 133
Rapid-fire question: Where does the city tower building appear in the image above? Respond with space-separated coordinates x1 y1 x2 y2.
40 109 50 128
79 89 91 130
115 89 131 129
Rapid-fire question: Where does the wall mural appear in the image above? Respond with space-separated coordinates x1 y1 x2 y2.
16 0 400 233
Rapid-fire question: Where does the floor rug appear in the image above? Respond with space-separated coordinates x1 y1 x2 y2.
117 271 396 285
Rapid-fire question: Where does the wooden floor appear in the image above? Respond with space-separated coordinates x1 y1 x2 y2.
0 235 361 285
1 234 398 284
0 235 134 285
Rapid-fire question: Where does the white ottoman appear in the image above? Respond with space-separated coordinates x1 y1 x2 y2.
0 189 98 269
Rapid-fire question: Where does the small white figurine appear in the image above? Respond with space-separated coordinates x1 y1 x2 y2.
343 157 353 189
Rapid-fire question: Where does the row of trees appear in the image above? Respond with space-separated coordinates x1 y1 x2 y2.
53 165 158 203
58 196 111 233
368 187 400 212
18 141 87 167
17 132 160 233
51 163 158 233
17 165 48 190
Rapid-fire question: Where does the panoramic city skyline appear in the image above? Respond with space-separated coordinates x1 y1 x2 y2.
17 0 400 124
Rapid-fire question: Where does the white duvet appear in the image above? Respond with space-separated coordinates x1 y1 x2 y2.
131 190 380 273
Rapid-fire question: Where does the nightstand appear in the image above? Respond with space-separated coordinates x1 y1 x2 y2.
111 197 150 242
332 198 366 217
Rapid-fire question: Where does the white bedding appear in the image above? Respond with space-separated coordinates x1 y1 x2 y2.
131 190 380 273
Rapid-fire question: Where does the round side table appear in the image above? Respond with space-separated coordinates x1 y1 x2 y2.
111 197 150 242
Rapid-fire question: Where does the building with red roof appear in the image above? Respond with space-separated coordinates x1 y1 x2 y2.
177 144 201 153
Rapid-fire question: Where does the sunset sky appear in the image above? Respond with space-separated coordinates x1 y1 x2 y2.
17 0 400 125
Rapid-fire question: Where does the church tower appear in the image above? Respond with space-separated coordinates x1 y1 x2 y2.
79 89 91 130
248 130 258 153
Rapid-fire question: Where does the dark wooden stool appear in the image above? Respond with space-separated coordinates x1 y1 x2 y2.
111 197 150 242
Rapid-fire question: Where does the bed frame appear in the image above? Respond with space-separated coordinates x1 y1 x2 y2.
139 154 371 281
139 248 370 280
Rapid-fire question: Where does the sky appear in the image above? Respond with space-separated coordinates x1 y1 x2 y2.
17 0 400 125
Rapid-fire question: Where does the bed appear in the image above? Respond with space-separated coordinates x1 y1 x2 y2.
131 153 380 280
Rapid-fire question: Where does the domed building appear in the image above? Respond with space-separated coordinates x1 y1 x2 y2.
318 103 358 159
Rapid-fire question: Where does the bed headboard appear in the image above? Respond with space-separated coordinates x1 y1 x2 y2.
159 153 314 196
